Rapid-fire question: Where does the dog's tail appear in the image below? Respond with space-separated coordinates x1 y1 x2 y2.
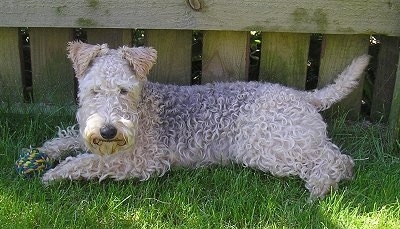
306 54 371 111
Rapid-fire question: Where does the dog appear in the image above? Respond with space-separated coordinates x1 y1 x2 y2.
40 41 370 200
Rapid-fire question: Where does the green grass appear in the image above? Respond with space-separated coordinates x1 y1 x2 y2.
0 106 399 228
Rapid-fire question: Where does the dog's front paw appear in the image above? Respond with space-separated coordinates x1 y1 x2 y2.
41 153 98 184
41 159 78 184
42 168 61 185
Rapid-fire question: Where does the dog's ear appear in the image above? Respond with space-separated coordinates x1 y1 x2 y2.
120 46 157 80
67 41 109 78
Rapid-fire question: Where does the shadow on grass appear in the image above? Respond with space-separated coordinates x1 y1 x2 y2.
1 160 399 228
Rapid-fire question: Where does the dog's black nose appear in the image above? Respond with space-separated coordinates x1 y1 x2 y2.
100 124 117 140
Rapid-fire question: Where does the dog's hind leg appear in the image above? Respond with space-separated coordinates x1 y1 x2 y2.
302 143 354 200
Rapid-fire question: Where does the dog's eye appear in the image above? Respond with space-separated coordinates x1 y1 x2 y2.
120 88 129 95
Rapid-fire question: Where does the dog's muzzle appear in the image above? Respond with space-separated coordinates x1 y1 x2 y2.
87 124 129 155
81 112 136 155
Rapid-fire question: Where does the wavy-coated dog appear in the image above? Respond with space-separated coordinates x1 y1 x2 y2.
40 41 370 200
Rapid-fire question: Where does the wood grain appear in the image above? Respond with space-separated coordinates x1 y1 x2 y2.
0 28 23 103
30 28 75 104
259 32 310 89
0 0 398 35
145 30 192 85
202 31 249 83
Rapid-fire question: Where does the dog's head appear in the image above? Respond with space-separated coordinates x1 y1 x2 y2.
67 41 157 155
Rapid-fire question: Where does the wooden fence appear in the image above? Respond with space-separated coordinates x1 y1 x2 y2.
0 0 399 138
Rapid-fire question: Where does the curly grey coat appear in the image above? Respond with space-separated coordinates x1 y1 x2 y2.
40 41 370 200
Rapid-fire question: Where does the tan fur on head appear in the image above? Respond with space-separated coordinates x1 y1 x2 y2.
67 41 109 78
119 46 157 81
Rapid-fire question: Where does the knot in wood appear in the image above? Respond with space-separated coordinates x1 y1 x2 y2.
187 0 202 11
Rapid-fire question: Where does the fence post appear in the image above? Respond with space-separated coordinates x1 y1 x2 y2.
389 49 400 141
29 28 75 104
0 28 23 103
371 36 400 121
259 32 310 89
145 30 192 85
202 31 249 83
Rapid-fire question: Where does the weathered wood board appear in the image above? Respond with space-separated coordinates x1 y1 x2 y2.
389 52 400 140
29 28 75 104
318 34 370 120
202 31 249 83
145 30 192 85
370 36 400 121
0 28 23 103
0 1 399 36
259 32 310 89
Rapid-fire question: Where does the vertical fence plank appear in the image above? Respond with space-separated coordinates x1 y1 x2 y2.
370 36 400 121
0 28 23 103
389 49 400 141
202 31 249 83
145 30 192 85
318 34 370 119
259 32 310 89
86 28 132 48
30 28 74 104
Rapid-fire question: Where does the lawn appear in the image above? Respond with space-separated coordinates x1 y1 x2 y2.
0 106 399 228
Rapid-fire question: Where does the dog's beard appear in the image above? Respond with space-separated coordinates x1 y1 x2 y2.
90 134 128 155
81 113 136 155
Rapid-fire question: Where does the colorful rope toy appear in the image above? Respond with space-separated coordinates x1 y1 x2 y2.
15 148 53 177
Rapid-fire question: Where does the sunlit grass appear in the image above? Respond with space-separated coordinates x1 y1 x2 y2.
0 106 399 228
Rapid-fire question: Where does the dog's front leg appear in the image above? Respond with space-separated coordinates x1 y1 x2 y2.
38 125 84 160
42 153 110 183
42 152 168 184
